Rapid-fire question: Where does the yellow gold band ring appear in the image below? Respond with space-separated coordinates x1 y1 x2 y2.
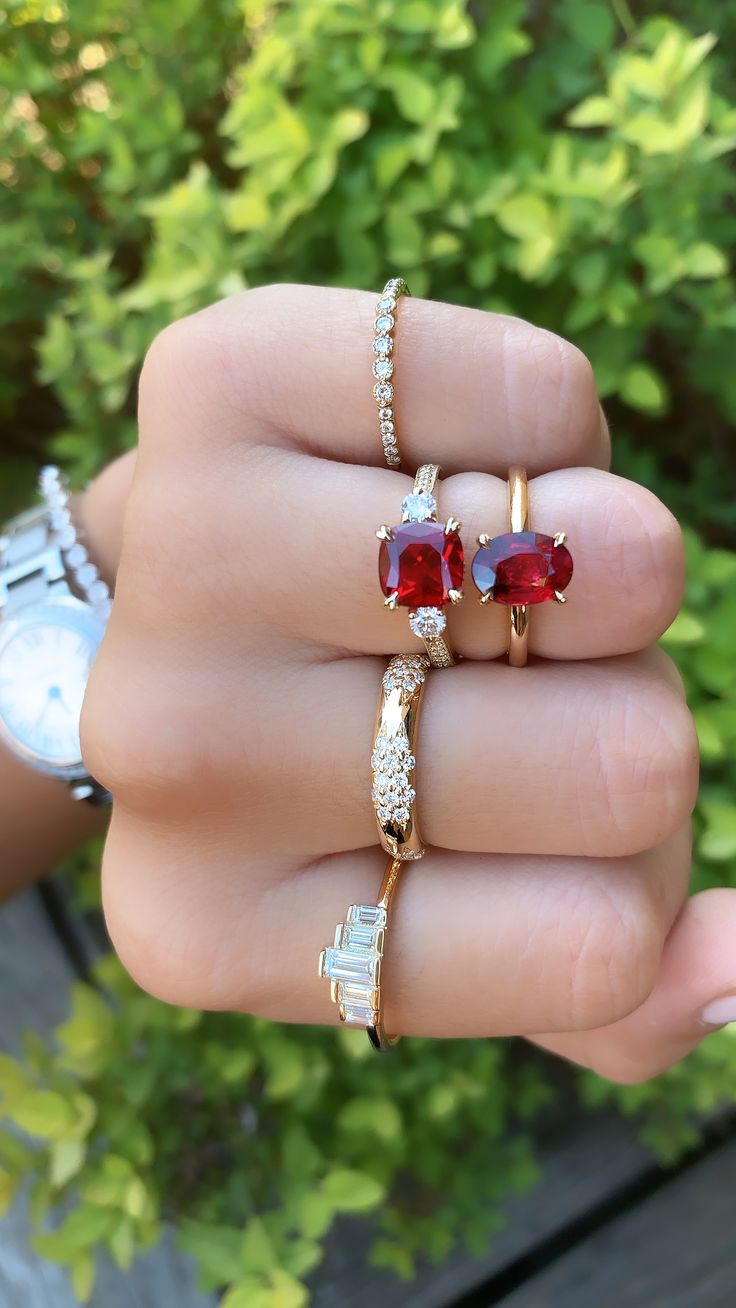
472 466 574 666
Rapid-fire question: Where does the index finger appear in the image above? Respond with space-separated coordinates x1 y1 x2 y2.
138 284 610 476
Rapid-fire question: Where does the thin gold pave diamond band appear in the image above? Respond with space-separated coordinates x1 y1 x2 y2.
372 653 429 861
377 464 463 668
318 854 404 1051
372 277 410 468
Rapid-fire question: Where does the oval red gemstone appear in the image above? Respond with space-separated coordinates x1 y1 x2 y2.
471 531 573 605
379 522 464 608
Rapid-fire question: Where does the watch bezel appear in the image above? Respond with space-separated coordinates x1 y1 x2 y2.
0 596 106 779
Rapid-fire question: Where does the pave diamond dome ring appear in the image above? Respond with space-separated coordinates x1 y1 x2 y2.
377 464 463 668
471 466 573 667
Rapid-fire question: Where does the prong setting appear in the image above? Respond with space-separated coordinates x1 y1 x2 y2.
553 531 567 547
445 516 461 536
376 524 393 541
384 591 399 610
448 589 463 605
554 590 567 604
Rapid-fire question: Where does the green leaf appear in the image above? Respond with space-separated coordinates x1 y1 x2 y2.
265 1268 310 1308
660 611 706 646
321 1169 385 1213
384 70 436 125
108 1217 136 1271
567 96 615 128
620 364 668 414
496 193 552 240
683 242 728 279
50 1138 86 1189
12 1091 76 1140
71 1252 95 1304
241 1217 275 1274
0 1166 18 1219
562 0 616 52
178 1221 245 1288
338 1096 403 1141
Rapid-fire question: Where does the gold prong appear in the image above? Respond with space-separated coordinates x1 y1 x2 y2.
448 588 463 605
384 592 399 610
480 591 494 604
553 531 567 547
376 525 393 541
318 949 326 978
445 516 461 536
477 533 491 547
554 590 567 604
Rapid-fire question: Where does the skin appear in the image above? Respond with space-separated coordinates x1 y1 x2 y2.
6 285 732 1084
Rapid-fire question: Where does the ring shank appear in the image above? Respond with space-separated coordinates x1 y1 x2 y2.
508 465 529 667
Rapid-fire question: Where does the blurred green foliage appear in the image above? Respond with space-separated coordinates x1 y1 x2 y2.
1 0 736 1303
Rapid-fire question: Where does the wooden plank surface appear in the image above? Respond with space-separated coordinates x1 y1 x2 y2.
0 889 213 1308
497 1136 736 1308
310 1107 654 1307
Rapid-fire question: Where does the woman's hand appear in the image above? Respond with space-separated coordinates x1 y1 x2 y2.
82 285 718 1083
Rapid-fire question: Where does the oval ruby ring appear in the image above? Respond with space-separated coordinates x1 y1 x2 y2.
471 466 573 666
377 463 464 668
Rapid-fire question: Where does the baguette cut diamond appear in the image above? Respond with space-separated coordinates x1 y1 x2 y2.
348 904 387 927
322 947 377 984
319 902 390 1035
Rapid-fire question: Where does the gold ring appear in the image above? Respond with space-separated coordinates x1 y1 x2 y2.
372 277 410 468
318 854 404 1051
471 466 573 666
377 464 463 668
372 653 429 861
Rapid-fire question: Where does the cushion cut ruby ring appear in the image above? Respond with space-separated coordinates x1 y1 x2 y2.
377 463 464 668
471 465 573 666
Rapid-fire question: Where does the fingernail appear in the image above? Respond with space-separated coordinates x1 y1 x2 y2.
700 995 736 1027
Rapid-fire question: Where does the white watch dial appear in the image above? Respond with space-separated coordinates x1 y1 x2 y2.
0 619 98 768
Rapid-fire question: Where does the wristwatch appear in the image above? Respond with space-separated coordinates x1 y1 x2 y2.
0 467 112 804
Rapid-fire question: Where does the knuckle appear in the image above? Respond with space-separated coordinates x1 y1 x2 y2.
102 837 268 1013
500 319 599 462
594 673 699 855
563 870 662 1029
82 657 223 812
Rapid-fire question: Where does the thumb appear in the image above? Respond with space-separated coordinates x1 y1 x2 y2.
531 888 736 1084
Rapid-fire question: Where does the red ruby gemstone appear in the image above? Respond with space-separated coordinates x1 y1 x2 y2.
379 522 464 608
471 531 573 605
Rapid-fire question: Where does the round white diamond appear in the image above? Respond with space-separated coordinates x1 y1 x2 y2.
49 508 71 531
377 806 390 823
65 543 87 569
375 772 391 793
374 314 394 334
409 607 447 639
380 421 395 436
374 382 394 403
373 358 393 380
373 335 393 356
394 807 410 825
402 491 436 522
378 407 393 420
377 296 396 313
76 561 98 588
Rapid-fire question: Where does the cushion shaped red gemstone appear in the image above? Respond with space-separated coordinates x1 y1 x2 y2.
379 522 464 608
471 531 573 605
